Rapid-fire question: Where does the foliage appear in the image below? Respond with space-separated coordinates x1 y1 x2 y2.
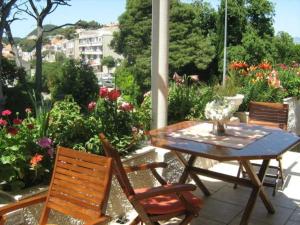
246 0 275 37
0 58 26 88
272 32 297 64
92 87 141 155
48 59 98 107
168 80 214 123
42 61 63 92
101 56 116 72
228 60 290 111
115 64 140 103
18 39 36 52
213 72 241 97
112 0 217 96
76 20 102 29
48 97 97 150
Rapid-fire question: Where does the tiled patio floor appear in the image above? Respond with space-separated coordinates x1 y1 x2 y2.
186 151 300 225
117 151 300 225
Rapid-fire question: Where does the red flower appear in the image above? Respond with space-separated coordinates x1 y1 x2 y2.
88 101 97 111
119 102 134 111
0 118 8 126
7 127 18 136
99 87 109 98
229 61 248 70
30 154 43 167
108 89 121 101
13 118 23 125
1 109 12 116
27 124 34 130
258 62 272 70
25 108 32 114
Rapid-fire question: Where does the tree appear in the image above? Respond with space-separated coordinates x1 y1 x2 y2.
246 0 275 37
48 59 98 107
112 0 217 97
272 32 295 64
19 0 70 96
0 0 18 110
101 56 116 73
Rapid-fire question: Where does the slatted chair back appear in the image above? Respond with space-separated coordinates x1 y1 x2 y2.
99 134 135 198
39 147 113 225
248 101 289 130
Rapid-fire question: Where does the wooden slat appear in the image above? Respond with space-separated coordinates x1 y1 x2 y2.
58 155 107 171
53 173 103 191
49 190 100 211
56 160 106 177
58 147 107 165
52 177 103 200
55 167 104 186
47 197 98 221
51 185 100 205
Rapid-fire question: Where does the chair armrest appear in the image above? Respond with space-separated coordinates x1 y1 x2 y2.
85 216 110 225
0 193 47 216
131 184 196 201
124 162 167 173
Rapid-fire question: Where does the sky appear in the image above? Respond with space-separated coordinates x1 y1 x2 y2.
10 0 300 38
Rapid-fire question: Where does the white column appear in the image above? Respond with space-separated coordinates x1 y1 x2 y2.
151 0 169 129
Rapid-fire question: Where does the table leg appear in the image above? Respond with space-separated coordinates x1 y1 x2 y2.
239 160 275 225
175 152 210 196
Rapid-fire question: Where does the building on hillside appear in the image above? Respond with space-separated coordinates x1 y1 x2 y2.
77 24 122 73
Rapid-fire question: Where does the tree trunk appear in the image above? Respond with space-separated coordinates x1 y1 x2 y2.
0 23 5 111
35 22 43 97
5 22 22 68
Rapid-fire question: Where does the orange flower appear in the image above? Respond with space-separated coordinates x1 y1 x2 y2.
30 154 43 167
258 61 272 70
255 72 264 80
229 61 248 70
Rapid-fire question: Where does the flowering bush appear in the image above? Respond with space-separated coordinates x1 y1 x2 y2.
228 60 299 111
88 87 141 155
0 108 53 190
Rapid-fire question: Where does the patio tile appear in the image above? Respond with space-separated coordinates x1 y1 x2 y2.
190 216 226 225
198 198 243 224
229 204 294 225
289 208 300 222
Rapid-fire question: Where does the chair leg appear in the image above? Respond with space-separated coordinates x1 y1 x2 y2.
234 162 243 189
278 158 285 186
130 216 142 225
179 213 194 225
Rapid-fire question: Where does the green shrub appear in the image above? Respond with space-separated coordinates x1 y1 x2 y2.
48 97 98 149
48 59 98 108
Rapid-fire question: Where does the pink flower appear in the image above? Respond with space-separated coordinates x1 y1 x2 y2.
1 109 12 116
99 87 109 98
30 154 43 167
108 89 121 101
37 137 52 149
119 102 134 111
0 118 8 126
88 101 97 111
268 70 281 88
7 127 18 136
13 118 23 125
25 108 32 114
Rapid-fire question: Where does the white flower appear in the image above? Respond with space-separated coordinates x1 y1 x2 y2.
205 98 236 122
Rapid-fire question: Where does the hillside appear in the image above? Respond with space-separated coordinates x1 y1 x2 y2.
294 37 300 44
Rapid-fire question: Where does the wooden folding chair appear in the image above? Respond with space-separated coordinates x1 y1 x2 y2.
235 101 289 195
99 133 203 225
0 147 113 225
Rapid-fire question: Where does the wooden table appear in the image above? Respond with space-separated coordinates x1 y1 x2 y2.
149 121 300 225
